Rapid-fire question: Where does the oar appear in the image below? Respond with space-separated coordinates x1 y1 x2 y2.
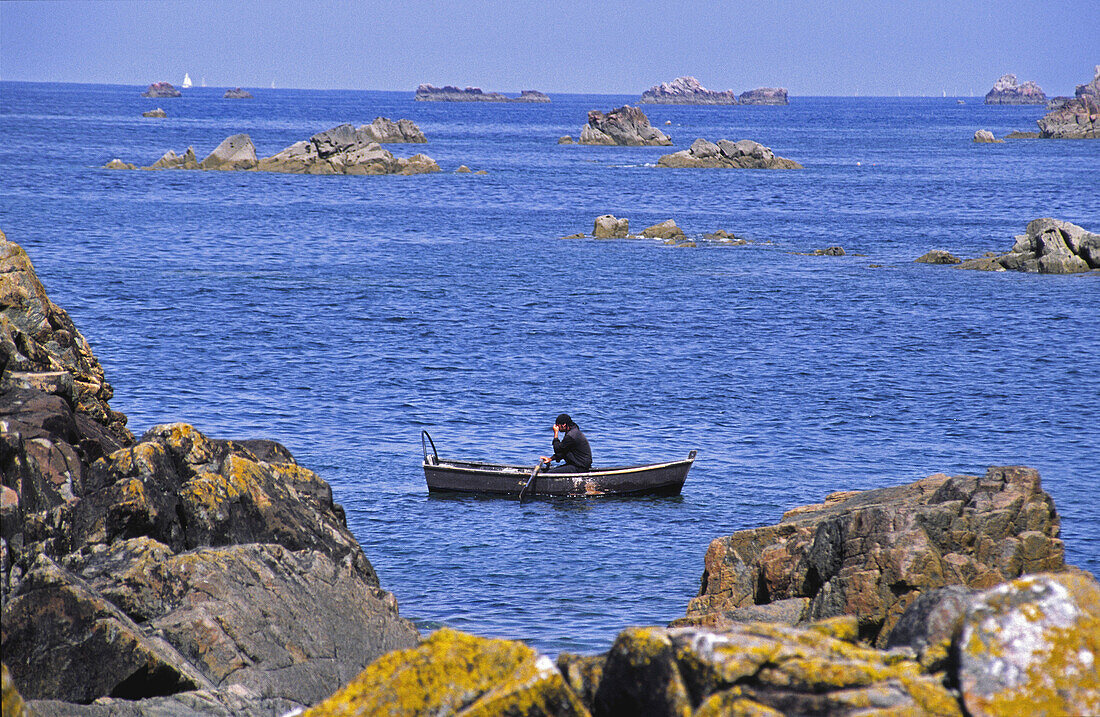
519 460 545 502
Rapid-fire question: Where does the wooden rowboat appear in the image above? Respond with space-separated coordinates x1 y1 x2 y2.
421 431 696 498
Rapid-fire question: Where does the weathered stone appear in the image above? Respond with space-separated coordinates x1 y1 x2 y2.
103 158 136 169
360 117 427 143
141 82 180 98
593 215 629 239
303 628 586 716
558 135 575 144
222 88 253 99
593 627 692 717
1037 66 1100 138
415 84 550 102
984 74 1046 105
640 76 739 105
659 138 800 169
141 108 167 118
642 219 685 240
887 584 976 670
955 256 1006 271
987 218 1099 273
199 134 257 170
2 664 31 717
812 246 846 256
557 653 603 714
739 88 789 105
685 467 1065 646
916 250 962 264
579 105 672 146
957 572 1100 716
1005 131 1040 139
973 129 1002 143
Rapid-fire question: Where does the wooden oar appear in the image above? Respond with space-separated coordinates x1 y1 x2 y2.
519 460 545 502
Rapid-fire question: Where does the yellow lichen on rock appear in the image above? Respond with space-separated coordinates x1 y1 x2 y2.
304 628 587 717
694 688 782 717
2 664 31 717
805 615 860 643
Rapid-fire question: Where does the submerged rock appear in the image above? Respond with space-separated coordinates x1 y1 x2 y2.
640 76 739 105
1037 66 1100 139
141 82 180 98
658 138 801 169
222 87 253 99
141 108 167 118
593 214 629 239
984 74 1046 105
1004 131 1040 139
415 84 550 102
916 249 962 264
579 105 672 146
739 87 789 105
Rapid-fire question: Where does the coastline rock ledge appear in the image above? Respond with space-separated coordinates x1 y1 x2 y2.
1 232 419 714
658 138 802 169
579 106 672 146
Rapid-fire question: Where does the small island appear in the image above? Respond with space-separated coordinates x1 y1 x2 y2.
738 87 789 105
984 73 1046 104
658 138 802 169
578 105 671 146
223 87 253 99
141 81 181 98
414 84 549 102
640 76 739 104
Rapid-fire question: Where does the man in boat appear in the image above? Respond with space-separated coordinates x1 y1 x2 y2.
540 414 592 473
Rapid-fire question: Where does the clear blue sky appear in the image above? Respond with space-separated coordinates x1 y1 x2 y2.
1 0 1097 95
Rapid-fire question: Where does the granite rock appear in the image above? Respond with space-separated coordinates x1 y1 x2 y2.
658 138 801 169
916 250 962 264
199 134 258 170
990 218 1099 273
641 219 685 240
973 129 1002 143
359 117 428 143
738 88 789 105
222 88 253 99
579 105 672 146
984 74 1046 105
593 215 629 239
141 82 180 98
640 76 739 105
415 84 550 102
1037 66 1099 139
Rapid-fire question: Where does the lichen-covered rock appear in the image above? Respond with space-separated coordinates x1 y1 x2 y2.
593 627 693 717
887 585 976 670
957 571 1100 716
738 88 788 105
916 249 962 264
579 106 672 146
640 76 739 105
658 138 801 169
990 218 1099 273
199 134 258 170
685 467 1065 646
593 215 629 239
642 219 685 240
303 628 588 717
2 664 31 717
973 129 1002 143
984 74 1046 105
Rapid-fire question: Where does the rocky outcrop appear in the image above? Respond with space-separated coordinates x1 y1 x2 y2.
973 129 1002 143
222 88 253 99
415 84 550 102
640 76 739 105
984 74 1046 104
141 108 166 118
1 236 419 713
1036 66 1099 138
658 138 802 169
558 136 575 144
104 159 137 170
987 217 1099 273
141 82 180 98
916 249 962 264
593 215 629 239
682 466 1065 646
739 87 789 105
113 124 442 176
641 219 685 240
579 106 672 146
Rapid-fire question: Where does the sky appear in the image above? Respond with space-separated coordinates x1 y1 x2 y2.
1 0 1097 96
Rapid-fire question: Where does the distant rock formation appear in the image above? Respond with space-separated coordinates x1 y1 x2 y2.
739 87 789 105
973 129 1002 143
640 76 739 104
223 87 253 99
106 124 442 176
984 73 1046 104
141 108 167 118
579 106 672 146
141 82 180 98
916 249 962 264
658 138 802 169
558 135 575 144
360 116 428 143
414 84 550 102
1036 65 1099 138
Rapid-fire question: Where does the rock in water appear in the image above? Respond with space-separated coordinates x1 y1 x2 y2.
658 138 802 169
683 467 1066 646
991 217 1099 273
141 82 180 98
579 105 672 146
984 73 1046 104
640 76 740 104
593 214 629 238
257 124 440 175
360 116 428 143
141 108 167 118
199 133 258 170
973 129 1003 143
641 219 685 240
739 87 789 105
916 249 962 264
1036 65 1100 138
414 84 550 102
222 87 253 99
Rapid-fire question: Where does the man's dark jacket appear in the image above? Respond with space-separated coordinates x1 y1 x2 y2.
551 426 592 470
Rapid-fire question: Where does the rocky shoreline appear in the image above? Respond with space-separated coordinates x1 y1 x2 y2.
415 84 549 102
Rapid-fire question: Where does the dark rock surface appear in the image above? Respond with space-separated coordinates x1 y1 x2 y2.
1 235 419 713
984 74 1046 104
223 87 253 99
415 84 550 102
640 76 739 105
916 249 962 264
141 82 180 98
684 466 1065 646
739 87 789 105
658 138 802 169
987 217 1099 273
140 108 166 118
579 105 672 146
1037 66 1099 138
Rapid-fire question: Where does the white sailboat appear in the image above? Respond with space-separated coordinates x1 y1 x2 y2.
201 76 206 88
182 73 193 89
270 80 276 89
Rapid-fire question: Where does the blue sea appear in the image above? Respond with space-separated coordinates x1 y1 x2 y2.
1 82 1097 656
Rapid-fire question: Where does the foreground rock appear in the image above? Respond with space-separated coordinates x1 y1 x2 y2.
579 106 672 146
141 82 180 98
223 87 253 99
658 138 802 169
141 108 166 118
415 84 550 102
739 87 789 105
984 73 1046 104
987 217 1099 273
1 235 419 713
109 123 441 176
1036 65 1099 138
640 76 739 104
682 466 1065 646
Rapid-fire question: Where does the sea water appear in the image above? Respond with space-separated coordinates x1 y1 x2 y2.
1 82 1097 655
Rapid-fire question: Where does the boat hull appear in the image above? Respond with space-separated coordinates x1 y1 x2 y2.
423 456 694 498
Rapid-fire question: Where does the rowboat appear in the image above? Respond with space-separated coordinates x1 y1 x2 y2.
421 431 696 498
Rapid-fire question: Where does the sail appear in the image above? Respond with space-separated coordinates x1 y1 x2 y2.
182 73 193 88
